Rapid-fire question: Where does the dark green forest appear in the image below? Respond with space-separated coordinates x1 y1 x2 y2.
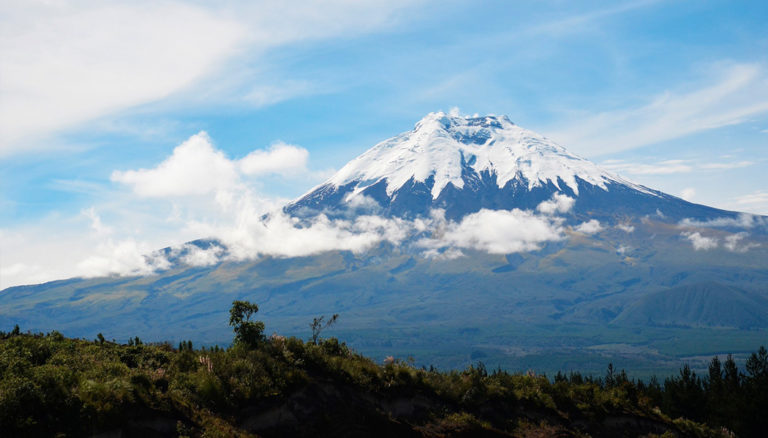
1 302 766 437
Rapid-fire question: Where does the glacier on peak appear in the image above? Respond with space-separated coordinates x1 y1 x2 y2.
325 111 646 200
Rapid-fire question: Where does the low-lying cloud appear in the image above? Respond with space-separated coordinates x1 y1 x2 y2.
682 231 718 251
723 232 760 253
418 208 565 255
47 193 574 282
679 213 767 229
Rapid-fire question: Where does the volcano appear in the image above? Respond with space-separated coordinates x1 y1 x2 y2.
287 112 731 222
1 112 766 375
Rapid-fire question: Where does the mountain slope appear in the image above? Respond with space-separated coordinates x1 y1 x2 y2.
612 283 768 329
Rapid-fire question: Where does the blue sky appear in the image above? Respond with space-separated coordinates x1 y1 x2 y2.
1 0 767 288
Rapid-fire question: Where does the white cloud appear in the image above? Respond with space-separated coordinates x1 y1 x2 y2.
0 0 424 155
574 219 603 234
180 191 413 262
178 244 226 267
1 199 572 288
552 63 768 155
77 239 171 278
536 193 575 215
422 247 465 260
616 223 635 233
699 161 754 170
600 159 754 176
82 207 113 236
0 1 246 154
730 191 768 216
723 232 760 253
418 208 564 254
111 132 311 199
679 213 767 229
240 142 309 176
344 194 383 212
680 188 696 201
0 220 182 289
111 132 239 198
3 128 582 288
243 80 318 108
682 231 718 251
601 159 693 175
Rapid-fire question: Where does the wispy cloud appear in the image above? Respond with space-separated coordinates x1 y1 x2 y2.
724 232 760 253
243 80 321 108
601 159 692 175
0 1 246 155
551 63 768 155
679 213 767 229
0 0 424 156
525 0 661 37
699 161 755 170
601 158 754 175
728 191 768 216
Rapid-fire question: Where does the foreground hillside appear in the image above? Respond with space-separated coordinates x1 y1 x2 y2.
2 309 766 437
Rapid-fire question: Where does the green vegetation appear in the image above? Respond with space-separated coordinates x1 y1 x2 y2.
229 300 265 349
0 302 764 437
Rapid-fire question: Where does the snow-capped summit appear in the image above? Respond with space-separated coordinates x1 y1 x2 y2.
287 112 730 221
328 112 644 200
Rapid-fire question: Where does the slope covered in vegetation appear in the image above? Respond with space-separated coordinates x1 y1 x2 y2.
0 303 765 437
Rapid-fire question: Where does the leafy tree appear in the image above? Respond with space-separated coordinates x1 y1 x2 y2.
229 300 264 348
309 314 338 344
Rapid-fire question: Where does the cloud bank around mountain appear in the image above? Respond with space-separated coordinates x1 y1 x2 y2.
2 130 762 289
